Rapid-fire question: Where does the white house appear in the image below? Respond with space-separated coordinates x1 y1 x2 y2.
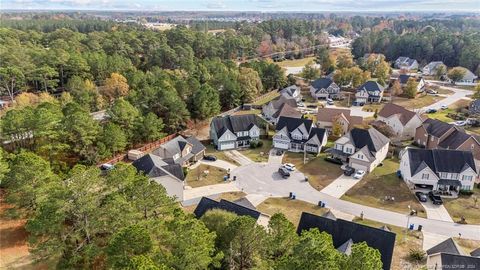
279 85 302 102
310 77 341 100
354 81 385 104
210 114 261 150
400 148 477 195
422 61 446 76
328 128 390 172
273 116 327 154
398 74 426 93
262 95 298 123
377 103 423 139
450 68 478 86
394 57 419 70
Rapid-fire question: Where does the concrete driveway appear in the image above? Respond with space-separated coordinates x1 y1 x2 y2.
420 200 454 222
225 150 253 166
320 174 362 198
268 149 284 164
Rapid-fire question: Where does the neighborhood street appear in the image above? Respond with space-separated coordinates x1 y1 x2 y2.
420 81 472 112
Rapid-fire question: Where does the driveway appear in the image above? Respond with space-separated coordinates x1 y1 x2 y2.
420 201 454 222
225 150 254 166
325 104 375 118
268 149 284 164
320 174 362 198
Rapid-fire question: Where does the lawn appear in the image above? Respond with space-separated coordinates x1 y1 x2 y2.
283 152 343 191
443 186 480 224
362 103 384 113
426 109 455 122
342 159 427 218
233 109 261 116
204 144 240 166
238 139 272 162
275 56 316 68
185 164 227 188
252 93 280 106
256 197 329 226
393 95 445 110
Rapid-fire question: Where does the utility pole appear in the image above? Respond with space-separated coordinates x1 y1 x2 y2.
404 205 411 242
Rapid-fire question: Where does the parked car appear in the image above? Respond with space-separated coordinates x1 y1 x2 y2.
100 163 114 171
324 157 343 165
283 163 296 171
441 105 448 110
307 105 317 108
342 165 355 176
203 155 217 161
428 191 443 205
326 100 334 105
353 170 366 179
426 108 437 114
297 102 306 107
415 192 428 202
426 89 438 95
454 120 467 127
278 167 291 179
466 118 478 125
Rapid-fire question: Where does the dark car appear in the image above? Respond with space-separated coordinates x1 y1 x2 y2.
278 167 290 179
415 192 428 202
203 155 217 161
324 157 343 165
428 191 443 205
307 105 317 108
343 166 355 176
426 108 437 114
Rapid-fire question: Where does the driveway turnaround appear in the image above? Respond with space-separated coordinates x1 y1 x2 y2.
225 150 254 166
230 163 480 240
268 149 284 164
197 159 238 171
320 174 362 198
420 201 454 223
325 104 375 118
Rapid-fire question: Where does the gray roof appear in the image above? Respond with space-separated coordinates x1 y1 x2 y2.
211 114 260 138
471 247 480 257
438 129 472 149
233 197 256 210
322 210 337 220
427 238 464 255
422 118 454 138
186 136 206 155
279 85 300 98
407 148 477 177
461 69 478 81
348 127 390 153
435 253 480 269
271 95 298 110
424 61 445 73
312 77 337 91
308 127 327 145
193 197 261 220
337 239 354 255
132 153 185 181
276 116 313 133
357 81 385 96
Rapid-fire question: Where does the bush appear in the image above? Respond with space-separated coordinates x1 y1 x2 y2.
459 190 474 196
257 140 263 147
408 248 425 262
250 141 258 148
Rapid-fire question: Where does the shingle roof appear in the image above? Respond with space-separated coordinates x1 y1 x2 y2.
407 148 477 177
337 239 354 255
276 116 313 133
427 238 465 255
469 99 480 114
471 247 480 257
279 85 300 98
422 118 454 138
155 135 205 158
436 253 480 269
271 95 298 110
297 212 396 270
272 103 302 119
461 69 478 81
132 154 185 181
349 128 390 153
308 127 327 143
193 197 261 220
316 108 363 128
211 114 260 138
378 103 417 125
311 77 335 90
438 130 472 149
357 81 385 96
185 136 206 155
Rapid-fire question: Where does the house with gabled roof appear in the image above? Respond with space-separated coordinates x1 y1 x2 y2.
398 74 426 93
210 114 261 150
448 68 478 86
297 212 396 270
422 61 446 76
400 148 477 194
194 197 261 220
273 116 327 154
327 127 390 172
354 81 385 104
316 107 363 135
152 135 205 166
279 85 302 101
394 56 419 70
425 238 480 269
377 103 423 139
262 95 299 124
309 77 341 100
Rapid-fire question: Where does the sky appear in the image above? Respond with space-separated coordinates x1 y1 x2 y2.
2 0 480 12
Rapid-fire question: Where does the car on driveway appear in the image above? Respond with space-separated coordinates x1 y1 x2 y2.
426 108 437 114
203 155 217 161
283 163 296 171
415 192 428 202
341 165 355 176
454 121 467 127
278 167 291 179
353 170 366 179
426 89 438 95
428 191 443 205
324 157 343 165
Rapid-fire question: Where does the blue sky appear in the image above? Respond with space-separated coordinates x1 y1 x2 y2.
2 0 479 12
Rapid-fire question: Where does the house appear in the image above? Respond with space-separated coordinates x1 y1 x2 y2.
297 212 396 270
316 107 363 135
427 253 480 270
279 85 302 101
377 103 423 139
328 127 390 172
471 248 480 257
262 95 299 123
193 197 261 220
469 99 480 115
132 153 185 201
426 238 466 256
398 74 426 93
210 114 261 150
354 81 385 104
399 148 477 194
394 56 419 70
414 118 480 160
152 135 205 166
309 77 341 100
450 68 478 85
273 116 327 154
423 61 446 76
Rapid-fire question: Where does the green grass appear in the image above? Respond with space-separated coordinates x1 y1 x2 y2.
252 93 280 106
185 164 227 188
393 95 445 110
443 186 480 224
427 109 455 122
342 159 427 218
275 56 316 68
233 109 261 115
283 152 343 191
204 144 240 166
257 197 329 226
239 139 272 162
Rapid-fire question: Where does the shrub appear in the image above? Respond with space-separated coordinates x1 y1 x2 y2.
408 248 425 262
250 141 258 148
459 190 474 196
257 140 264 147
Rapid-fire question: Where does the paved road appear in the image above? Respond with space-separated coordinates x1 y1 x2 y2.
231 163 480 240
420 82 472 112
268 149 284 164
320 174 362 198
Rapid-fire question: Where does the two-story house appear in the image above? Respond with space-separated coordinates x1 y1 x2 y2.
328 127 390 172
394 57 419 70
398 74 426 93
262 95 299 124
422 61 446 76
414 118 480 161
354 81 385 104
152 135 205 167
316 107 363 135
279 85 302 102
400 148 477 195
377 103 423 139
448 68 478 86
210 114 261 150
309 77 341 100
273 116 327 154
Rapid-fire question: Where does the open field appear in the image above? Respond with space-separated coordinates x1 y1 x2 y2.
342 159 427 218
275 56 316 68
283 152 343 191
185 164 227 188
394 95 445 110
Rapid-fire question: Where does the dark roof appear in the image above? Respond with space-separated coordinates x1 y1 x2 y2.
408 148 477 177
297 212 395 270
157 135 205 157
438 130 472 149
308 127 327 142
272 103 302 119
378 103 417 125
357 81 385 96
193 197 261 220
398 74 411 84
337 239 354 255
185 136 206 155
276 116 313 133
279 85 300 97
422 118 454 138
132 154 185 180
471 247 480 257
438 179 461 186
211 114 259 138
271 95 298 110
349 128 390 153
436 253 480 269
312 77 335 90
233 197 256 210
469 99 480 114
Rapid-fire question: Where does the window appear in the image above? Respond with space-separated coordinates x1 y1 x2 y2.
451 173 459 180
421 173 429 180
462 175 473 181
357 154 364 159
440 172 448 179
471 144 475 150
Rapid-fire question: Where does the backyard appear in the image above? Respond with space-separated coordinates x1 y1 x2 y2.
256 197 329 226
342 158 427 218
283 152 343 191
185 164 227 188
443 186 480 225
238 139 272 162
393 94 445 110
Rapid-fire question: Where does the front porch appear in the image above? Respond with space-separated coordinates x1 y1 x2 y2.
325 148 349 162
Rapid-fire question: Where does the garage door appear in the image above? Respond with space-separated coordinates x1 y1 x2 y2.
349 161 368 172
274 140 289 150
220 142 235 150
